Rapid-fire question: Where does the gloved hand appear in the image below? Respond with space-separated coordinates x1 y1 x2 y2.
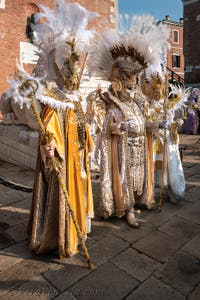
159 120 168 129
41 141 56 158
120 122 128 131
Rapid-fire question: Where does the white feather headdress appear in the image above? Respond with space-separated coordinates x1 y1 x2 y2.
131 15 170 81
87 14 169 81
32 0 98 88
169 84 191 111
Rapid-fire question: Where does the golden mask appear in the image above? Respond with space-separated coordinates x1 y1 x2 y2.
141 73 166 101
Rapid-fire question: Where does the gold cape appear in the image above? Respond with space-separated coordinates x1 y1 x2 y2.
27 105 94 258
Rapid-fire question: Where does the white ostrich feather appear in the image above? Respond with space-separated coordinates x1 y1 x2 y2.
130 15 170 78
8 71 44 110
32 0 98 82
169 84 191 111
8 64 81 111
87 14 169 81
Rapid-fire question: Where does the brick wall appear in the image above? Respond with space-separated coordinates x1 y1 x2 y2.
167 23 184 78
161 17 184 79
182 0 200 85
0 0 117 96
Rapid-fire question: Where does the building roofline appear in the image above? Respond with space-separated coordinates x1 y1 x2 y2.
182 0 200 5
158 17 183 27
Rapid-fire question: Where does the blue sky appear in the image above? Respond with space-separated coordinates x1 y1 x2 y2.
118 0 183 22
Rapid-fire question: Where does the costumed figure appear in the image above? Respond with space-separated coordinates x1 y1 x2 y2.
140 67 167 208
164 84 190 202
183 88 200 135
134 15 169 209
86 15 167 228
151 83 190 205
9 0 98 261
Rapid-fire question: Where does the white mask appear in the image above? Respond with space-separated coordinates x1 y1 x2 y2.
126 88 135 98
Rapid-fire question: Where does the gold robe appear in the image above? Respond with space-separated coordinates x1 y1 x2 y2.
27 105 94 258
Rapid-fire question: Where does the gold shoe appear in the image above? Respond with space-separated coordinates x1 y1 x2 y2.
125 211 140 229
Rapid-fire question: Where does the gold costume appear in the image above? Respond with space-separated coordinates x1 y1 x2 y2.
28 105 94 257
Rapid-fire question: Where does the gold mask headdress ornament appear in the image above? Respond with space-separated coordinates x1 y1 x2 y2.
140 71 167 101
136 17 170 101
31 0 98 91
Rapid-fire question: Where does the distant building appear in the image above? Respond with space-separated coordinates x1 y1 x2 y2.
182 0 200 86
159 15 184 84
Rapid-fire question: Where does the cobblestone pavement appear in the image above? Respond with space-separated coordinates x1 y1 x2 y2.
0 134 200 300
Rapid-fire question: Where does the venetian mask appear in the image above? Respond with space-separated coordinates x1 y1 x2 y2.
141 73 166 101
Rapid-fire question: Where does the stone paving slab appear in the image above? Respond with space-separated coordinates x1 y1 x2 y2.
185 174 200 187
182 161 197 168
179 134 200 145
0 220 10 230
13 196 32 210
183 186 200 203
43 254 92 292
114 218 155 244
54 291 77 300
112 247 161 282
0 162 34 187
0 241 31 272
0 256 57 297
0 231 15 250
188 283 200 300
88 218 125 241
68 262 139 300
181 151 200 165
184 169 197 178
86 234 129 267
182 234 200 259
158 216 200 243
177 201 200 225
126 276 185 300
132 230 184 263
0 186 25 207
0 276 58 300
1 206 29 227
5 222 28 243
154 252 200 296
143 201 191 228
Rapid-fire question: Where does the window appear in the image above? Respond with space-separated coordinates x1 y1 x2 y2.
20 42 38 64
172 54 180 68
173 30 179 43
0 0 5 9
26 14 37 44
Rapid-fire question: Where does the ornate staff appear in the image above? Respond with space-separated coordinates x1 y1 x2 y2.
158 73 169 212
22 81 94 269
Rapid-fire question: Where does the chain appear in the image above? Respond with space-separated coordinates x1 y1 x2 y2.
0 177 33 193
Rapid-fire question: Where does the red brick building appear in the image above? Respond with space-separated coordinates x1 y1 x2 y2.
0 0 118 96
160 15 184 82
182 0 200 86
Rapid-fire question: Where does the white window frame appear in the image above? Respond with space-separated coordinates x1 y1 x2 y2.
0 0 5 9
20 42 38 64
172 30 179 44
172 53 181 69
